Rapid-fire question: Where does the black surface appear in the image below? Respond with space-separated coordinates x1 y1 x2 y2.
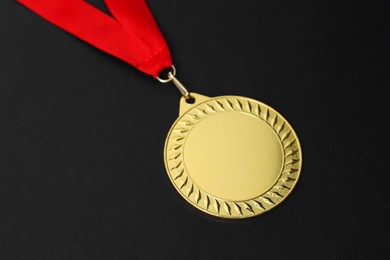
1 0 389 259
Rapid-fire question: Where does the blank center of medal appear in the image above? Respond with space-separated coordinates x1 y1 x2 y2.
183 111 283 201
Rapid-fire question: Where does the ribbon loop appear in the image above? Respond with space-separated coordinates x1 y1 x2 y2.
18 0 172 77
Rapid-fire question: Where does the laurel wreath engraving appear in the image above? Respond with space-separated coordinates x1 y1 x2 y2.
165 96 302 218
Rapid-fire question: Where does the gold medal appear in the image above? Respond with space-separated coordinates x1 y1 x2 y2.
162 71 302 219
20 1 303 220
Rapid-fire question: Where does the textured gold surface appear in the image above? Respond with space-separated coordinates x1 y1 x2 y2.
164 93 302 219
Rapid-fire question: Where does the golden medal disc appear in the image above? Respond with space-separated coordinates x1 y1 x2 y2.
164 93 302 219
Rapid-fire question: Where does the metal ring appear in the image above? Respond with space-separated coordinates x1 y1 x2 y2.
156 65 176 83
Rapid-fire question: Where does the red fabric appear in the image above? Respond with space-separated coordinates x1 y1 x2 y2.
17 0 172 77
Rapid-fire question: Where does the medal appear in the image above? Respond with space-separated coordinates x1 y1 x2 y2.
18 0 302 219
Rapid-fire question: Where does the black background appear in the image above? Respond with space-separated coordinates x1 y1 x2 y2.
1 0 389 259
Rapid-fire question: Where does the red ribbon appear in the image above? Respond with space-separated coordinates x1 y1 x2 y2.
17 0 172 78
